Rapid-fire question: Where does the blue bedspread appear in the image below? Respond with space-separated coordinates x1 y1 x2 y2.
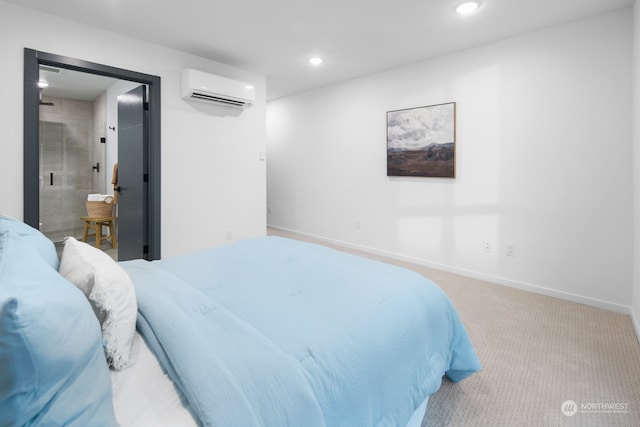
120 237 480 427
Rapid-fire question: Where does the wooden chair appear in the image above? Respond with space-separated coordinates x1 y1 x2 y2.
81 216 117 249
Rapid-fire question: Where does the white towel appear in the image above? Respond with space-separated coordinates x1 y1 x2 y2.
87 194 109 201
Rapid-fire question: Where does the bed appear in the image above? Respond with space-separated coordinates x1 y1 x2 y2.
0 216 480 427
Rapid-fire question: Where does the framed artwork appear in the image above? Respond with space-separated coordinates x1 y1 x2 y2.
387 102 456 178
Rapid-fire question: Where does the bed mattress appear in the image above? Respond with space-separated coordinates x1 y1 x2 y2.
119 236 480 426
111 332 430 427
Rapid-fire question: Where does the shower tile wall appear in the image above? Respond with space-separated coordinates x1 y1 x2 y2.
40 96 97 240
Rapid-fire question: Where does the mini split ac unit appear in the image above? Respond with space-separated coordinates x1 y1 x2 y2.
181 68 255 109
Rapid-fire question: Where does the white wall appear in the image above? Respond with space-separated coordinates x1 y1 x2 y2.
633 0 640 336
267 8 634 312
0 0 267 257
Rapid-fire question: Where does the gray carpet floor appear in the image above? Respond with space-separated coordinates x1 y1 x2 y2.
268 228 640 426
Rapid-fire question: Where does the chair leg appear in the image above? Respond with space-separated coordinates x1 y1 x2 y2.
94 223 102 248
108 221 117 248
82 221 90 242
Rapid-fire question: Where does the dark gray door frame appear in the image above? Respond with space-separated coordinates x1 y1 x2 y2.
23 48 161 260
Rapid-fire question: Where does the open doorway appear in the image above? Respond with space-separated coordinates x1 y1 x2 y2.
38 68 141 260
24 49 161 260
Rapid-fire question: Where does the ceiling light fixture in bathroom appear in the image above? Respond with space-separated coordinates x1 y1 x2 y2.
456 1 480 15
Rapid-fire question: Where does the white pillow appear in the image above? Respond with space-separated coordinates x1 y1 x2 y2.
59 237 137 370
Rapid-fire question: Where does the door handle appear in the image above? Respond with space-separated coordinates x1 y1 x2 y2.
92 162 100 173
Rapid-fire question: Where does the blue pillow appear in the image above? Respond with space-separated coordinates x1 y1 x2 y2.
0 230 119 426
0 216 59 270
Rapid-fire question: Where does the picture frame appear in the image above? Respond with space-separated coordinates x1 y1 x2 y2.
387 102 456 178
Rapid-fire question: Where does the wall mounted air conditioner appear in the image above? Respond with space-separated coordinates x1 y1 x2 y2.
181 68 255 109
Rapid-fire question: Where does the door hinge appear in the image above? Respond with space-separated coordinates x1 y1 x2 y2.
143 173 149 182
143 245 149 255
143 102 149 111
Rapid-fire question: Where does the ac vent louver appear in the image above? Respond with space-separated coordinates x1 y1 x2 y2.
189 92 247 107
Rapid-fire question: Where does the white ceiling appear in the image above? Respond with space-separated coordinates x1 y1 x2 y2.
39 66 117 101
10 0 633 100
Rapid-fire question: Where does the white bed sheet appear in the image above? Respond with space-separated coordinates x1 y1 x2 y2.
111 332 429 427
111 332 198 427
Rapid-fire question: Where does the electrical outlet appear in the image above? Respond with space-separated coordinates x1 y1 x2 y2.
226 230 233 240
482 240 493 253
267 205 272 214
355 220 361 230
505 244 516 257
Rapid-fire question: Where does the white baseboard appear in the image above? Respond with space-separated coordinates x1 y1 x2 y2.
632 309 640 345
268 225 634 317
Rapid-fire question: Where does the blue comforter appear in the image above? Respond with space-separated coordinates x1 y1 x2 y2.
121 237 480 427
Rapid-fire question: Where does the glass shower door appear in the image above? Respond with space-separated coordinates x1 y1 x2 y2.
39 98 106 245
39 118 66 242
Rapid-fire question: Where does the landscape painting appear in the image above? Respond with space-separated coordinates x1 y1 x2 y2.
387 102 456 177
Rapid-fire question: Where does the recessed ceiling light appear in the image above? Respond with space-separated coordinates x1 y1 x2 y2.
309 57 323 66
456 1 480 15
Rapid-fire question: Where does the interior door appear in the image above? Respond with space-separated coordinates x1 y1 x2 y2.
117 85 148 261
